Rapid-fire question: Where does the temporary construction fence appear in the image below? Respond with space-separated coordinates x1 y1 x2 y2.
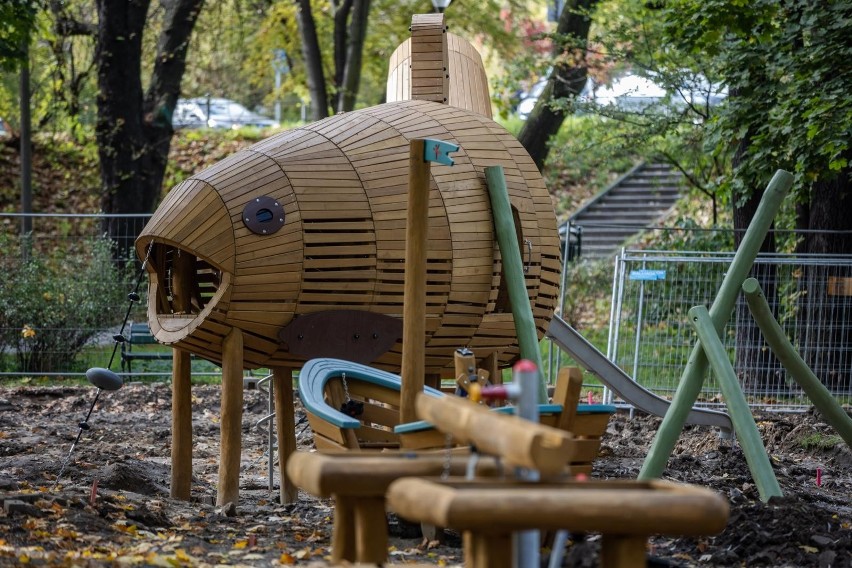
603 249 852 410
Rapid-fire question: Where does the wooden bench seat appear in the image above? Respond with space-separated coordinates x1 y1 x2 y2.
387 477 729 568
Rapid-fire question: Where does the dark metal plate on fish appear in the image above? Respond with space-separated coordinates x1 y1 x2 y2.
278 310 402 364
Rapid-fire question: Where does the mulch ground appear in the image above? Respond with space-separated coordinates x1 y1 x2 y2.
0 383 850 567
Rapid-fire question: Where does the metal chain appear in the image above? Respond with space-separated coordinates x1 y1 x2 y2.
441 433 453 479
340 372 350 402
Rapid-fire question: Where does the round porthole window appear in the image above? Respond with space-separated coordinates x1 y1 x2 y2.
243 196 285 235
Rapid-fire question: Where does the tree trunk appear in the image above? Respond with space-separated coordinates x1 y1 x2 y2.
295 0 330 120
796 155 852 392
517 0 598 171
332 0 353 112
337 0 370 113
95 0 203 252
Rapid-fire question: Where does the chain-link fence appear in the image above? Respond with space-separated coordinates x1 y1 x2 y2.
0 213 174 379
606 249 852 410
4 214 852 408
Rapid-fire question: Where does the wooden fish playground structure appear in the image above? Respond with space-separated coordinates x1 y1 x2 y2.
125 11 852 567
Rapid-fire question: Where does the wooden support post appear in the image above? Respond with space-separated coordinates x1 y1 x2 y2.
170 250 195 500
600 535 648 568
467 532 512 568
217 327 243 506
485 165 547 403
401 138 430 424
332 496 357 562
353 496 389 564
273 366 298 504
170 348 192 500
482 351 501 385
554 367 583 433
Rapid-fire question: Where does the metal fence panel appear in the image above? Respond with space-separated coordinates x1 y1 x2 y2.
608 249 852 410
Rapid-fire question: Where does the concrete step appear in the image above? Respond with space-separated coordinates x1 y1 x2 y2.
565 162 684 258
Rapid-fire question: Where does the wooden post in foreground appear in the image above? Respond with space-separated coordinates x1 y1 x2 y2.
400 139 430 424
273 366 299 504
400 138 458 423
170 250 195 500
217 327 244 506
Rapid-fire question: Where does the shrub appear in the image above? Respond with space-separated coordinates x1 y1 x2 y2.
0 237 131 373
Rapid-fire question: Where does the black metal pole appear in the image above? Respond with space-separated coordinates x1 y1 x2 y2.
20 38 33 241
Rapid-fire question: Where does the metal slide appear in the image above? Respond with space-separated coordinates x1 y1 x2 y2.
546 315 733 435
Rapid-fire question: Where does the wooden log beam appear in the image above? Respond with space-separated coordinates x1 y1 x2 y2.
414 393 574 475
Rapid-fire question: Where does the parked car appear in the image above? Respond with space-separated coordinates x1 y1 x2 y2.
515 72 727 118
173 98 278 130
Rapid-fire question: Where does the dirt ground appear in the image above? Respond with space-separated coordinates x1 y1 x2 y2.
0 382 850 567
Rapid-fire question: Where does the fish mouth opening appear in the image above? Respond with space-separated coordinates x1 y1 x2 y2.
142 241 231 336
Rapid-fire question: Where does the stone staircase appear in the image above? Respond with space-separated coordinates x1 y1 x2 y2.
563 163 684 259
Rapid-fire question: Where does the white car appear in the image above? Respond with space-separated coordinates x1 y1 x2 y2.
173 98 278 130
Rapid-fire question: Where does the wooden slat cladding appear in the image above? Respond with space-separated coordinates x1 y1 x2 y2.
409 13 448 104
139 98 560 373
387 24 491 119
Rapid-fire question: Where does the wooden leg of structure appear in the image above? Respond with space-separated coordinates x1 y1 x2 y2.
353 496 389 564
170 347 193 500
425 373 441 391
466 532 512 568
217 327 243 506
332 496 357 563
273 366 298 504
600 535 647 568
482 351 501 385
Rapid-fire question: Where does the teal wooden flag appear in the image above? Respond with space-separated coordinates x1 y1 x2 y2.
422 138 460 166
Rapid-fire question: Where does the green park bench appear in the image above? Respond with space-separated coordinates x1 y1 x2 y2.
120 322 173 375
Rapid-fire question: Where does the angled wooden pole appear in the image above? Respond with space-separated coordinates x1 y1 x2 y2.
639 169 793 480
217 327 244 506
485 165 547 403
743 278 852 448
689 305 782 502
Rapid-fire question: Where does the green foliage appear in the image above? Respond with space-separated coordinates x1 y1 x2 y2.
661 0 852 203
543 114 641 212
0 0 40 71
797 432 843 451
0 237 131 373
560 257 614 329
